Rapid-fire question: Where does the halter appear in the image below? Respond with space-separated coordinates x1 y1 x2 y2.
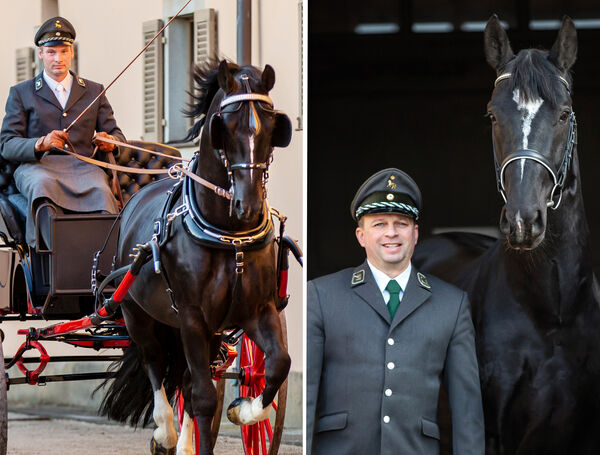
492 73 577 210
214 74 275 210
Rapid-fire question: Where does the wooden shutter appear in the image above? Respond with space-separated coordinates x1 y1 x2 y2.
193 9 218 65
142 19 164 142
297 1 304 130
72 43 79 75
15 48 34 83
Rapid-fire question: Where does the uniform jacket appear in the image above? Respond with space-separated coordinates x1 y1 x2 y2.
0 71 125 244
307 262 484 455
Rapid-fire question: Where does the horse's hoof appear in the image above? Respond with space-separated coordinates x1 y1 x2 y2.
227 396 251 425
150 436 176 455
227 396 271 425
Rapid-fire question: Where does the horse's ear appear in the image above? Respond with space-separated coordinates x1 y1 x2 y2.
209 114 224 150
271 113 292 148
484 15 514 72
549 16 577 72
262 65 275 92
217 60 234 92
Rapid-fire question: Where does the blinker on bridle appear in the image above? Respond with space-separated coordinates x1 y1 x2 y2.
491 73 577 210
211 74 276 212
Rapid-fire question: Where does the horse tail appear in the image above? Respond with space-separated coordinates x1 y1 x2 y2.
96 337 186 427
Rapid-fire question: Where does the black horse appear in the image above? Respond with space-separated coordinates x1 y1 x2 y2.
99 60 293 455
414 16 600 455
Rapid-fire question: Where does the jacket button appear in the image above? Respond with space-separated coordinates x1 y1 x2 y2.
387 362 395 370
62 112 67 117
385 388 392 396
383 416 390 423
387 338 394 345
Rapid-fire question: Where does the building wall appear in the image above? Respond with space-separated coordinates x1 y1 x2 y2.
0 0 303 419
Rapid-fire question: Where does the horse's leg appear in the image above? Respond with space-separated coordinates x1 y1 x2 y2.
178 311 218 455
175 369 195 455
122 302 178 454
227 306 290 425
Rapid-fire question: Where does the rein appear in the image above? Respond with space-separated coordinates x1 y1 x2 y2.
63 0 194 133
491 73 577 209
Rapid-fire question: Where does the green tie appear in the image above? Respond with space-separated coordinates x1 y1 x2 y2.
386 279 402 319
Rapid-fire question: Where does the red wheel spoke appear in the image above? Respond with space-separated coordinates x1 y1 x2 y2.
194 418 200 454
265 417 273 442
260 420 268 454
253 423 259 454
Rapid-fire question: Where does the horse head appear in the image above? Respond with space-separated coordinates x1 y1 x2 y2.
484 15 577 250
207 60 292 223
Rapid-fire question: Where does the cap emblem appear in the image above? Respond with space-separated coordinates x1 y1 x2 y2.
351 270 365 286
387 178 397 189
55 20 62 28
386 193 394 201
56 32 60 36
417 272 430 289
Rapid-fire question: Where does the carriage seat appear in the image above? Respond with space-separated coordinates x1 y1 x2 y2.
0 140 182 246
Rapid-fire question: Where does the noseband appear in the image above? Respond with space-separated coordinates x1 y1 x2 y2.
214 74 275 206
492 73 577 210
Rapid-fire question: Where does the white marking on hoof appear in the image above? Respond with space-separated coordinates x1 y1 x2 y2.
153 386 177 449
227 394 272 425
176 411 195 455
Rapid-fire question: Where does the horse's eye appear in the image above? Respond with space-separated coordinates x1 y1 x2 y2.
559 110 571 123
486 112 497 123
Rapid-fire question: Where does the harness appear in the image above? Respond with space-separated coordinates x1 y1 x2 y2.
92 81 296 320
492 73 577 209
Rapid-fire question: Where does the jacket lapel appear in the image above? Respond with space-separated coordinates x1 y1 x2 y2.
390 267 432 331
34 72 62 111
351 261 391 324
65 72 86 111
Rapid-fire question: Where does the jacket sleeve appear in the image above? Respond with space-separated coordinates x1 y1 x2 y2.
0 86 39 162
446 292 485 455
95 86 126 156
306 280 325 454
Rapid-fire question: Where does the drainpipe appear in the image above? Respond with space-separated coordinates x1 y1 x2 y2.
237 0 251 65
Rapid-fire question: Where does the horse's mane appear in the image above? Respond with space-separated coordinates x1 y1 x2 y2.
507 49 571 108
184 60 239 141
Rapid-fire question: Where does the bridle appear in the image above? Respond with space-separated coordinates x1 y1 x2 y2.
212 74 276 207
492 73 577 210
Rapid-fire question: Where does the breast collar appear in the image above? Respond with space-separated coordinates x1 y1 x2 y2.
180 156 274 251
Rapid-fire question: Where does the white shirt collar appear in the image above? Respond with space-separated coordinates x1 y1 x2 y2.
42 70 73 95
367 260 412 299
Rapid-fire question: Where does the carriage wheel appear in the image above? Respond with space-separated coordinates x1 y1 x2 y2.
239 311 288 455
0 340 7 455
176 377 225 453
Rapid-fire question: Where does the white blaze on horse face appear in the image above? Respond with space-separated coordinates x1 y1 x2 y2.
249 133 256 164
513 89 544 182
512 89 544 149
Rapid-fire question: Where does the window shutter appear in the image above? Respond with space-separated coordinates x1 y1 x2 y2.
193 9 218 65
15 48 34 83
72 43 79 75
297 1 304 130
142 19 164 142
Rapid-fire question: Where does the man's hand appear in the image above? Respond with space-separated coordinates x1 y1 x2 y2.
93 132 117 152
35 130 68 152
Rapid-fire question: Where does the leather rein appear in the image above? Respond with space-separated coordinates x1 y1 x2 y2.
492 73 577 210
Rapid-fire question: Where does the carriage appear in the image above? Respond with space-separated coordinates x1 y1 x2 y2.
0 62 301 455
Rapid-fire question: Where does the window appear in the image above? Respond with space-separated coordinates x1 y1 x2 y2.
142 9 218 144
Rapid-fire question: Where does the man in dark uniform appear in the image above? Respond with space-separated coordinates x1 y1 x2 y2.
307 168 484 455
0 16 125 247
